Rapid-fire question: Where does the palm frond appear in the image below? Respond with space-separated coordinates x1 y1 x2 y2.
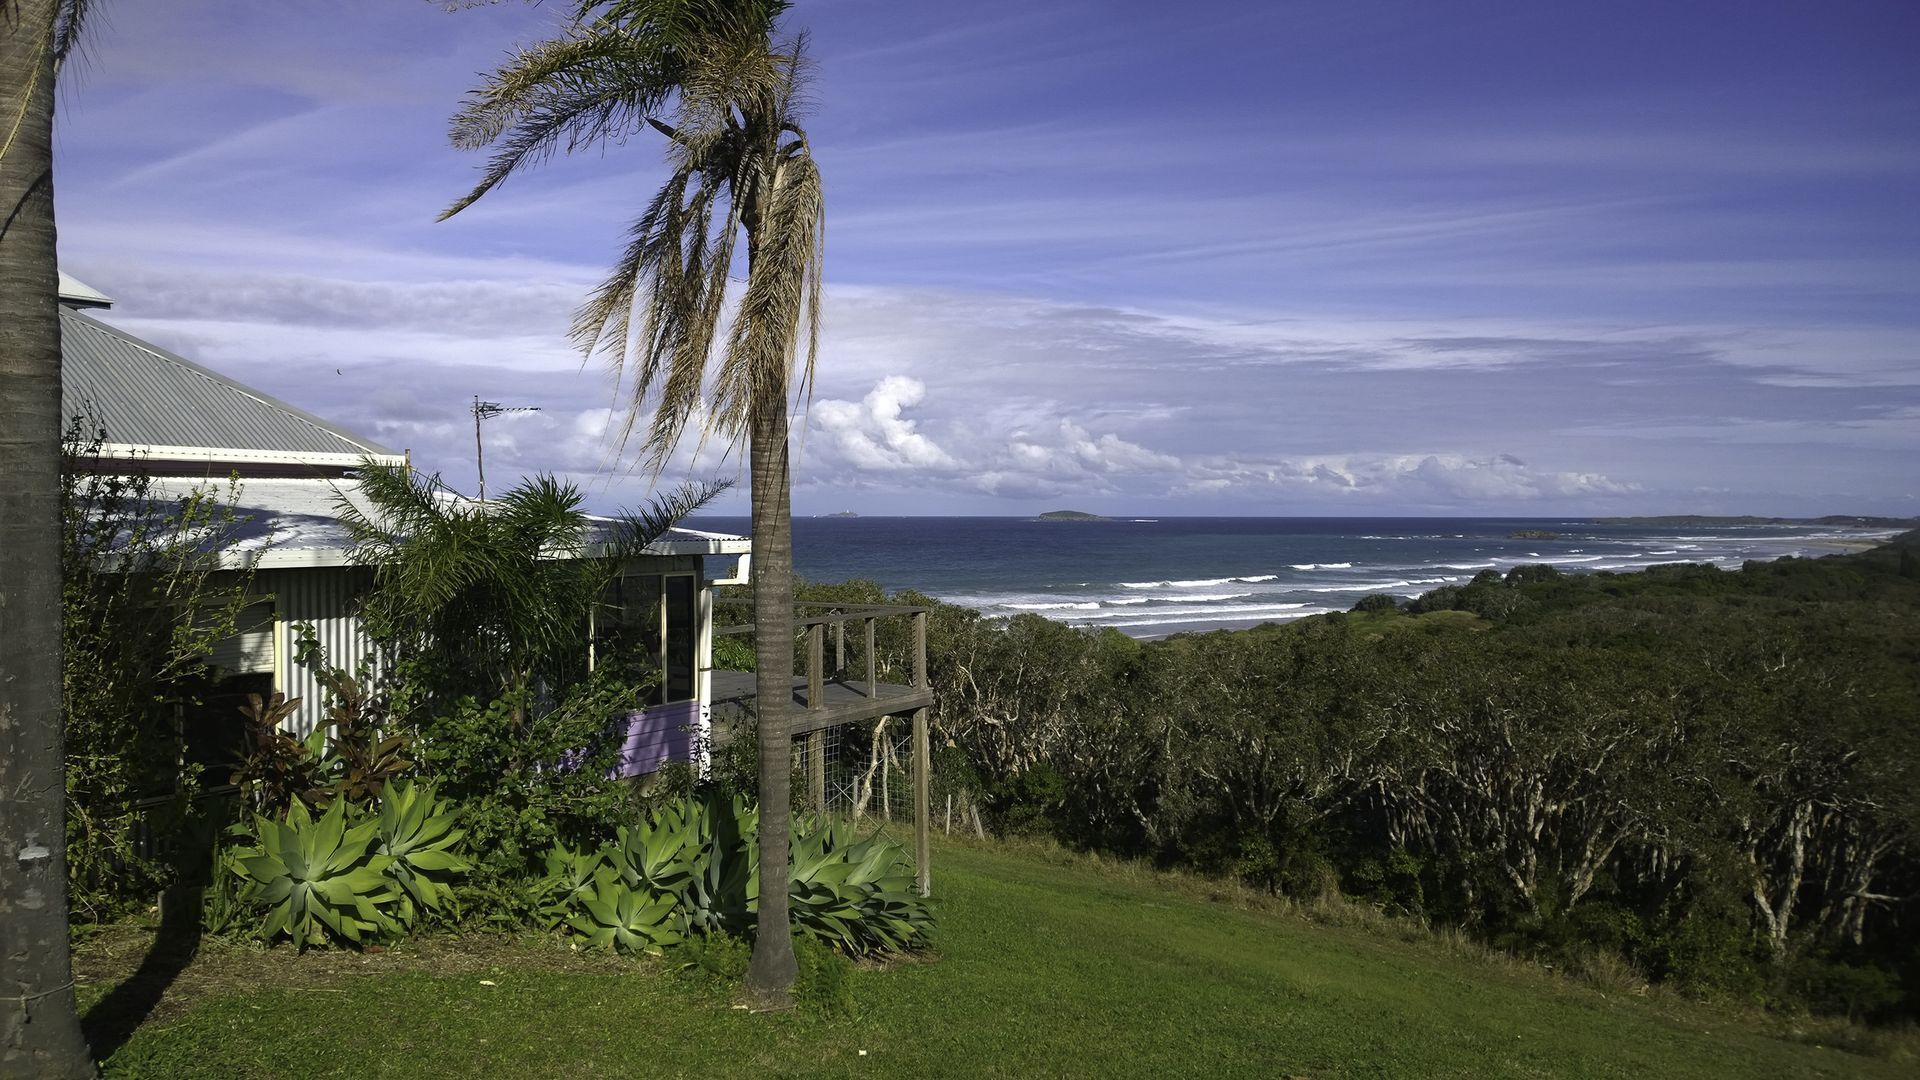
442 32 675 220
711 142 822 426
445 0 824 475
603 478 734 559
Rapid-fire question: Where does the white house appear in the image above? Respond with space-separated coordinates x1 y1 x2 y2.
59 275 749 775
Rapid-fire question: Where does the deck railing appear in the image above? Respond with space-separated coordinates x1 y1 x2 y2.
712 599 934 895
712 600 931 712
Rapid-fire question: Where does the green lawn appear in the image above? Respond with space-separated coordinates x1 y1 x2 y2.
86 839 1904 1078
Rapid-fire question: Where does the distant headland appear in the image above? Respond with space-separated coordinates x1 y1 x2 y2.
1038 510 1111 522
821 511 859 519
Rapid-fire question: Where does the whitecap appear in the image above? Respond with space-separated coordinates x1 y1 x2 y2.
1006 601 1102 611
1120 577 1251 589
1301 580 1413 593
1290 562 1353 570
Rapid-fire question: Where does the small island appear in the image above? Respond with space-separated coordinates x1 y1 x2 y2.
1508 529 1561 540
822 511 859 518
1038 510 1111 522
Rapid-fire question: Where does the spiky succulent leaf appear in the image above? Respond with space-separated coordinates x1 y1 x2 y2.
375 781 473 923
226 799 404 949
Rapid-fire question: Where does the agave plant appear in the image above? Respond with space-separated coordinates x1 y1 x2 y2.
227 799 402 948
680 792 758 936
786 817 933 957
533 841 607 929
609 807 699 896
374 781 471 925
567 867 686 954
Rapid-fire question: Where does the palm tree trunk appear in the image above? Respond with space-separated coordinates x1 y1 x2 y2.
742 391 797 1005
1 0 96 1072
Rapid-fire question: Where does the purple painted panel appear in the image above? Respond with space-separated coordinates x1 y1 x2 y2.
615 701 700 778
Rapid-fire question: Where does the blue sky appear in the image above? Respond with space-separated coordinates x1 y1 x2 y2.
52 0 1920 515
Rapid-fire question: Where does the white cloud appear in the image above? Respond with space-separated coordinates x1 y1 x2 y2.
810 376 955 471
1183 453 1638 504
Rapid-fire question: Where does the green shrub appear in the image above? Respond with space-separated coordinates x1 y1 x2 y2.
793 935 858 1017
677 932 752 982
787 816 933 957
566 867 686 953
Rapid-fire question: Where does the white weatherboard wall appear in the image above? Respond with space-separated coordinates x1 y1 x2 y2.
261 566 377 736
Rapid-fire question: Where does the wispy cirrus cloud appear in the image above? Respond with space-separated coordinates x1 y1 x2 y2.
47 0 1920 516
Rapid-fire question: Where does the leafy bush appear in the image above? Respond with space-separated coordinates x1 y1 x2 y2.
61 416 254 918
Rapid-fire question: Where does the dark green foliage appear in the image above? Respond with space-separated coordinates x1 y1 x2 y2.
882 542 1920 1019
225 799 405 949
791 935 858 1017
230 693 329 816
61 417 254 918
219 779 474 950
1351 592 1401 614
336 461 726 718
539 793 935 959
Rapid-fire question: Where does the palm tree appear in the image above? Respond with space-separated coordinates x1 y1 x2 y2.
1 0 98 1072
335 460 726 733
441 0 822 1003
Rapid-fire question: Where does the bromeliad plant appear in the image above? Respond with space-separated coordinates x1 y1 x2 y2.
227 799 403 948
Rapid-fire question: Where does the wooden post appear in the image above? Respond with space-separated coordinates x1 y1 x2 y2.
913 705 931 897
865 617 877 699
807 728 825 812
807 623 824 712
834 614 844 679
913 609 928 690
806 624 825 812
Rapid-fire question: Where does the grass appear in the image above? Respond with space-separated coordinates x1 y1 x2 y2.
81 836 1910 1078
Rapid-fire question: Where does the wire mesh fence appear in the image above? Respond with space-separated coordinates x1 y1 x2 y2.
791 715 997 853
793 716 919 845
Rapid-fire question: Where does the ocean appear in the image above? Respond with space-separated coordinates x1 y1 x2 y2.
690 516 1897 638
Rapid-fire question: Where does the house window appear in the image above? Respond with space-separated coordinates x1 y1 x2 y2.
664 575 695 703
602 571 698 705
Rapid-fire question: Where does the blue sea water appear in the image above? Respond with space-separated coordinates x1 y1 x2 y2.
690 516 1894 638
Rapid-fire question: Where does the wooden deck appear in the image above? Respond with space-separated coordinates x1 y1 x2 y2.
706 601 936 895
708 670 933 737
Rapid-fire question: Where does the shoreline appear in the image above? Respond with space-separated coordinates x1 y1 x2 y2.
974 535 1899 640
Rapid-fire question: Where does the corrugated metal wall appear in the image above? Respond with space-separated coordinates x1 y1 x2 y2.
261 566 378 736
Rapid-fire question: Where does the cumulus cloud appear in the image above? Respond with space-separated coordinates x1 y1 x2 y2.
810 376 955 471
795 376 1633 509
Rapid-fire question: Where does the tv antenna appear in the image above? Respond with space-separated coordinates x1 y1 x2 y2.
472 395 540 503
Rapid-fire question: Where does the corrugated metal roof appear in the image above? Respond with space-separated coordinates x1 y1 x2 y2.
59 304 396 459
142 477 750 569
